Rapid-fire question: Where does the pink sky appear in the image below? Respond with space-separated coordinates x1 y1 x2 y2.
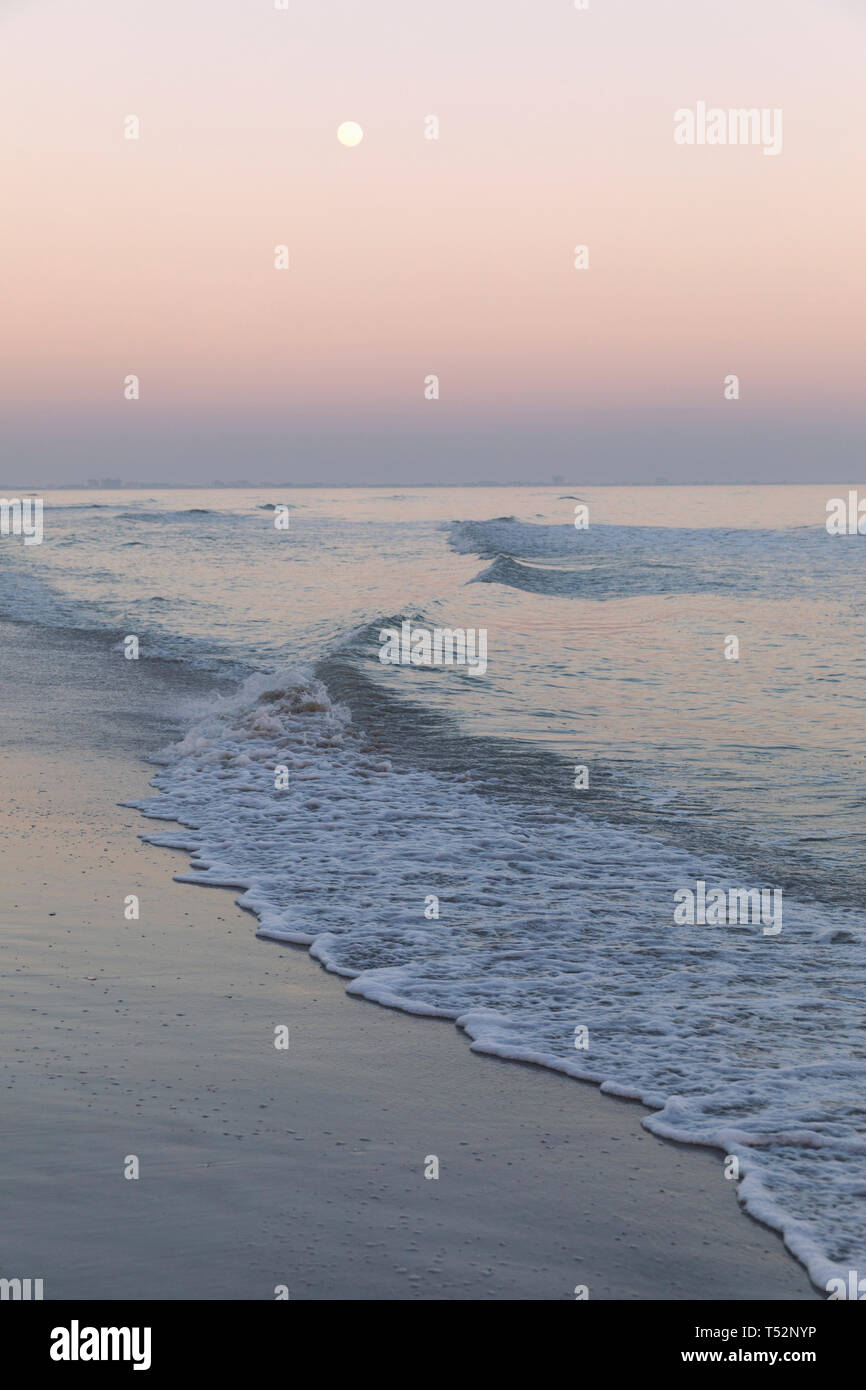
1 0 864 482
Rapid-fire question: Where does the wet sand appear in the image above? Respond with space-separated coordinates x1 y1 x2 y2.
0 622 816 1299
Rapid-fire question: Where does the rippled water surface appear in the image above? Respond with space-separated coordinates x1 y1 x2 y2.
2 484 864 1289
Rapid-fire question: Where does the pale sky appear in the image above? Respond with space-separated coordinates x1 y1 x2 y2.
1 0 864 483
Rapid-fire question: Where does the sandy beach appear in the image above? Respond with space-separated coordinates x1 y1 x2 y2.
0 621 816 1300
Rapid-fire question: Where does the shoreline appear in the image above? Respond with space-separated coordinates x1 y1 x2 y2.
0 621 818 1299
2 810 818 1300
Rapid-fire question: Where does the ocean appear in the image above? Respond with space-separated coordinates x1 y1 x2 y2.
2 484 863 1292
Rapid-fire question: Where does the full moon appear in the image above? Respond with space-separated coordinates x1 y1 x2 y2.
337 121 364 147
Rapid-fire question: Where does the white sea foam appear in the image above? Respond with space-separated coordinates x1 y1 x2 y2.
129 664 866 1294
